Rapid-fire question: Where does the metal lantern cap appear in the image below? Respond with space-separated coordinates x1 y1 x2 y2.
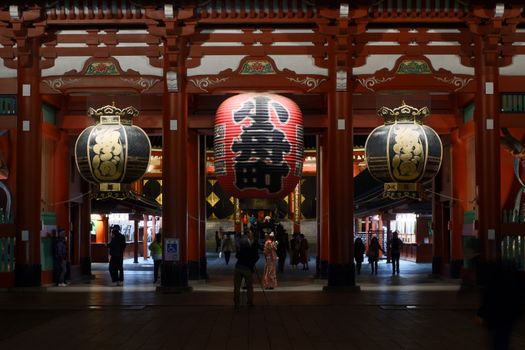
88 103 139 126
377 101 430 125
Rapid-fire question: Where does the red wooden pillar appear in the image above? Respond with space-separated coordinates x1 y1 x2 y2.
198 134 208 279
161 52 190 289
14 38 43 286
318 131 329 278
79 180 91 276
450 129 468 276
474 38 501 264
187 129 200 279
133 216 139 263
326 48 356 288
54 132 69 232
151 215 157 241
143 214 149 260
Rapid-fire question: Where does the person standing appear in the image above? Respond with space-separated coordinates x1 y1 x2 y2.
233 233 260 308
148 233 162 284
367 236 385 275
354 237 365 275
54 230 68 287
263 232 278 289
215 230 221 253
108 225 126 286
299 233 309 270
275 225 290 273
388 231 403 275
221 233 235 265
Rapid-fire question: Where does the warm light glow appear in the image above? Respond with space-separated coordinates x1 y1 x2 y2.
90 214 102 221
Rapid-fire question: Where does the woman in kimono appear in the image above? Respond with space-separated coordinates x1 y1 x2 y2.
263 232 278 289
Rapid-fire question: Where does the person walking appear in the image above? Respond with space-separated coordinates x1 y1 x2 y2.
108 225 126 286
263 232 278 289
388 231 403 275
221 233 235 265
54 230 68 287
148 233 162 284
354 237 365 275
233 232 260 308
299 233 309 270
367 236 385 275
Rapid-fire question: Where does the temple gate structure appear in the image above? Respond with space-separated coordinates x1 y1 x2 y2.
0 1 524 288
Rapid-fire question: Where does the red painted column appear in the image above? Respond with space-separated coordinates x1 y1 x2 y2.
187 129 200 279
326 47 356 288
474 38 501 264
151 215 157 241
133 216 139 263
161 54 190 289
14 38 43 286
198 134 208 279
318 131 329 278
54 132 69 231
143 214 149 260
79 180 92 276
450 129 469 276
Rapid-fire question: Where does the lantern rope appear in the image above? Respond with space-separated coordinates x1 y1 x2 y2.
424 188 475 204
51 190 92 206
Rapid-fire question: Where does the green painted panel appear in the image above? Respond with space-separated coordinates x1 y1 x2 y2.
40 237 54 271
463 103 475 123
42 104 56 125
41 212 56 225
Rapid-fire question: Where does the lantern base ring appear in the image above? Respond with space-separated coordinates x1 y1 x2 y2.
99 183 122 192
383 182 424 200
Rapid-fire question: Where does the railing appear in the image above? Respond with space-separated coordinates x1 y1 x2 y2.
501 93 525 113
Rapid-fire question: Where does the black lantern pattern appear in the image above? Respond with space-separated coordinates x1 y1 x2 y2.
75 104 151 192
364 102 442 199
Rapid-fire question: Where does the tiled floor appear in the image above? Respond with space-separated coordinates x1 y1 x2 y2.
0 254 523 350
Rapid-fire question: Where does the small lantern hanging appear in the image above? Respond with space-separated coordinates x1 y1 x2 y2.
75 104 151 194
364 102 443 200
214 93 304 199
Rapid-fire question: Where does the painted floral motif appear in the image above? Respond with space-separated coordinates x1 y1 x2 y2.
240 60 276 74
85 62 119 75
396 60 431 74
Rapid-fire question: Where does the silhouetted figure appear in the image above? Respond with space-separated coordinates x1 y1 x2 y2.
54 230 68 287
275 224 289 273
221 233 235 265
477 261 524 350
367 236 385 275
354 237 365 275
233 232 260 308
299 234 309 270
290 232 300 269
108 225 126 286
388 231 403 275
215 230 221 253
148 233 162 283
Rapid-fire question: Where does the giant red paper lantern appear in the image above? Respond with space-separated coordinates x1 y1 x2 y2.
214 93 304 199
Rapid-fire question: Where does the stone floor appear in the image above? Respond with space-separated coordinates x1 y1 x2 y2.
0 254 524 350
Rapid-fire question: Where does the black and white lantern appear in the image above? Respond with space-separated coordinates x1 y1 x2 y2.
365 102 443 199
75 104 151 192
